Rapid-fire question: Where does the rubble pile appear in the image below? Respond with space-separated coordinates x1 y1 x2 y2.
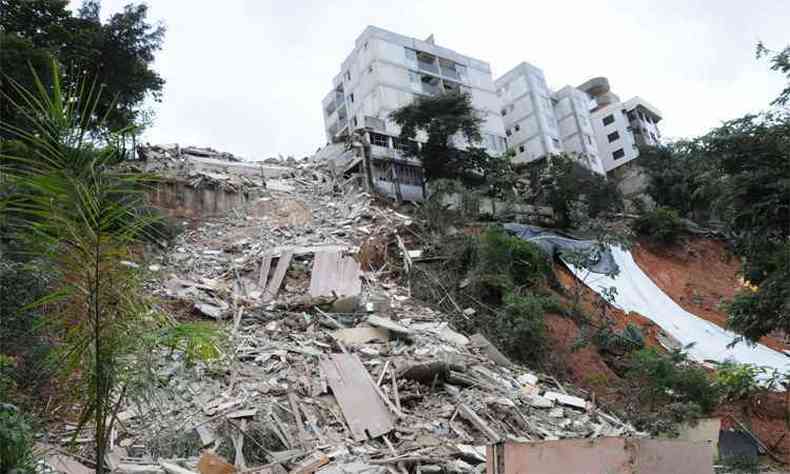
134 144 292 192
50 146 644 474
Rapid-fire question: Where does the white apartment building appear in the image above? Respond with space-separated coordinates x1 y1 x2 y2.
321 27 664 196
552 85 605 174
321 26 507 199
494 62 563 165
579 77 663 173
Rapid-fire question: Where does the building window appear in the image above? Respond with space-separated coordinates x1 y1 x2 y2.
351 116 358 127
612 148 625 160
514 124 520 132
518 145 525 153
607 131 620 142
627 111 637 122
501 108 507 116
650 132 657 142
552 137 561 148
602 114 615 126
505 129 512 137
349 93 354 103
344 71 351 81
370 132 389 148
585 134 592 145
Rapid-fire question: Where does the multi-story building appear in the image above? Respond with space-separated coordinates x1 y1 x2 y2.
579 77 663 173
320 27 664 197
494 62 563 165
551 85 605 174
321 26 507 199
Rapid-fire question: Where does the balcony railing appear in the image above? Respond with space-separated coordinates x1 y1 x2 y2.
421 82 441 96
440 65 461 80
418 59 439 74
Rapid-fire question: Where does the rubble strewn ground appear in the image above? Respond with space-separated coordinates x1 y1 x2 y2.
46 145 647 473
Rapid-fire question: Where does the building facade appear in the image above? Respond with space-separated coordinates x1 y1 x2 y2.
494 62 563 165
320 26 664 196
551 85 605 174
321 26 507 199
579 77 663 173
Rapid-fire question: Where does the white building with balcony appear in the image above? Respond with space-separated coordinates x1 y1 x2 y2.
320 26 507 199
579 77 663 173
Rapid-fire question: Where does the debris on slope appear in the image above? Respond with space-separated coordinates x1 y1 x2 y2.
48 145 643 474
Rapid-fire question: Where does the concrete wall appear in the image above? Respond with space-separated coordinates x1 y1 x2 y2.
486 438 714 474
147 180 249 219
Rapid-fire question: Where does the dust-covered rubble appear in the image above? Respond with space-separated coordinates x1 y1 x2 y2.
46 145 644 474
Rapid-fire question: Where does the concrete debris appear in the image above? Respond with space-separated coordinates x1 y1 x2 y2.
48 145 648 474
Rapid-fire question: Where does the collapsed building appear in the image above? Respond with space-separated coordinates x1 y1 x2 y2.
37 144 727 474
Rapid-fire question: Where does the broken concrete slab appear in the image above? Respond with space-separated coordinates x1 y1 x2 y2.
332 327 389 345
542 392 587 410
366 315 412 337
309 251 362 298
469 334 512 367
319 353 394 441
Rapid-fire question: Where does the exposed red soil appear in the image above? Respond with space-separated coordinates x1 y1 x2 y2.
553 264 664 349
543 313 623 402
632 238 787 352
716 391 790 464
550 238 789 465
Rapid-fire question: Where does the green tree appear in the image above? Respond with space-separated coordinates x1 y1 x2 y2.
640 111 790 341
390 92 495 182
522 154 624 227
1 62 218 474
0 0 165 136
756 42 790 106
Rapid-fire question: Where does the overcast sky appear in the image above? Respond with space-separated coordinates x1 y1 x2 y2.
95 0 789 160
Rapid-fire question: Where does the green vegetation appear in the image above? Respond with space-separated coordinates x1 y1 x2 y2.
627 348 719 422
632 207 685 245
521 154 624 227
0 406 38 474
390 92 510 184
1 0 164 137
1 62 219 474
638 43 790 342
411 227 556 365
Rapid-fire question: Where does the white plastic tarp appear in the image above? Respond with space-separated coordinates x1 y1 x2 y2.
566 246 789 380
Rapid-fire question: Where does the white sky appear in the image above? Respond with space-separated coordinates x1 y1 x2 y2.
95 0 790 160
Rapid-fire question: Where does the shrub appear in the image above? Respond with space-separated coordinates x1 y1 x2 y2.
477 227 551 288
632 207 685 244
489 293 559 363
714 361 765 401
592 322 645 355
0 406 37 474
627 347 720 413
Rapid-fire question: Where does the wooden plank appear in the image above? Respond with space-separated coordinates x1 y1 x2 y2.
309 251 361 298
457 403 500 443
319 353 394 441
258 255 273 289
288 390 309 449
263 251 293 302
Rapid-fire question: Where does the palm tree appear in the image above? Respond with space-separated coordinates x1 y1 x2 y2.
1 61 219 473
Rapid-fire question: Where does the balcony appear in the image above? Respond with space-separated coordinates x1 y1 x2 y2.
420 76 441 96
417 51 439 74
439 58 466 81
